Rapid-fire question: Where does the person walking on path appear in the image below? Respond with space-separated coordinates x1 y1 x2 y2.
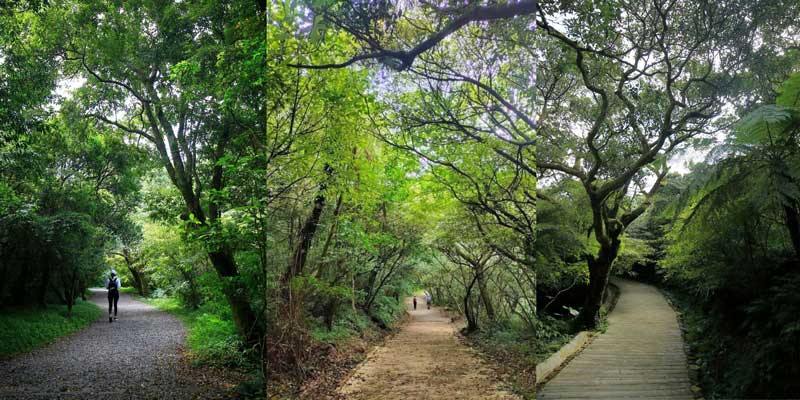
106 271 121 323
412 296 417 310
425 292 432 310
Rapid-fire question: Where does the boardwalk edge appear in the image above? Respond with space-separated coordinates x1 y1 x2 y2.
535 281 621 386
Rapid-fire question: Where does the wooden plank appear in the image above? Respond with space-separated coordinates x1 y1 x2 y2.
537 278 693 400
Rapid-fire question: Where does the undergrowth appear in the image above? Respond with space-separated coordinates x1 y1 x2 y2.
0 299 102 358
141 296 257 369
466 321 549 399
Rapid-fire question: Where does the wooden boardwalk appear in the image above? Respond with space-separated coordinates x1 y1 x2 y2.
538 278 693 400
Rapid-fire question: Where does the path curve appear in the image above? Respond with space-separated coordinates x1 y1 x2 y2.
336 297 520 400
0 289 236 399
538 278 693 400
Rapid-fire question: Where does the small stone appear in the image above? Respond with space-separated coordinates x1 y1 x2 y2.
691 385 702 393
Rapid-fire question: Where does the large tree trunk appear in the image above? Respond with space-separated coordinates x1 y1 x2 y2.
208 249 262 345
578 240 620 328
127 263 148 297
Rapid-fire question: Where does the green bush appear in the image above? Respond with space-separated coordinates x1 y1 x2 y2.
0 300 102 358
311 308 372 343
143 296 255 369
188 313 251 368
371 295 406 327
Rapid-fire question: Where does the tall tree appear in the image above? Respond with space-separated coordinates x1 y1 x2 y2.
534 0 786 326
58 0 265 343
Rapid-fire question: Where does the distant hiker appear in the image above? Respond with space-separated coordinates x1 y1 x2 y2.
425 292 432 309
106 271 121 323
413 296 417 310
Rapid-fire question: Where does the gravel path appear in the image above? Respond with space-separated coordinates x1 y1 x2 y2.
336 296 520 400
0 289 238 399
538 278 693 400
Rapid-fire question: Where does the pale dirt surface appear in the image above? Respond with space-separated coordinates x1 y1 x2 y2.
538 278 693 400
336 296 521 400
0 289 242 399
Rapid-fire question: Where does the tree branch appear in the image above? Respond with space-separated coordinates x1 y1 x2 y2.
291 1 538 71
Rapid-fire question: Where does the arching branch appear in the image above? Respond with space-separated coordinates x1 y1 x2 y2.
290 1 538 71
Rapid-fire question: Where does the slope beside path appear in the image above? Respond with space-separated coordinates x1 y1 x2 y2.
336 296 520 400
0 289 239 399
538 278 693 400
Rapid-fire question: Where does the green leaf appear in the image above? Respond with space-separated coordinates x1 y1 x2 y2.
776 72 800 107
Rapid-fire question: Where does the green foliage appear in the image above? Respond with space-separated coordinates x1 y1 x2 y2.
0 300 102 358
144 296 255 369
188 313 250 368
534 315 574 359
310 308 372 343
369 295 406 327
776 72 800 107
633 72 800 398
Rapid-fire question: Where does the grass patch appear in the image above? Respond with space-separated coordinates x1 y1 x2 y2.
0 300 102 359
139 296 255 369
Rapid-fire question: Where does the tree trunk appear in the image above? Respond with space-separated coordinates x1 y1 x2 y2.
323 297 338 330
464 296 479 333
65 283 75 316
463 273 480 334
12 262 30 305
179 267 201 309
37 265 50 308
476 268 495 321
578 240 619 328
208 249 262 345
784 203 800 258
78 280 87 301
281 192 326 298
129 267 150 297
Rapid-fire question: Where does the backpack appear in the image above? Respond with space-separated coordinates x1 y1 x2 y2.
107 277 118 292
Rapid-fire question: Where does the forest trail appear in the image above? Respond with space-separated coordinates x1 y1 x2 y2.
0 289 237 399
336 296 520 400
538 278 693 400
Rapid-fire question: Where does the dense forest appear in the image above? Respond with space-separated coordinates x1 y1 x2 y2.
266 1 800 398
1 0 268 395
2 0 800 399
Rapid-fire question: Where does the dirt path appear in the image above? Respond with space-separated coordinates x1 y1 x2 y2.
0 289 239 399
336 296 520 400
538 278 693 400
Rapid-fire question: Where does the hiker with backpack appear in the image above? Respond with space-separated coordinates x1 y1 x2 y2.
106 271 121 323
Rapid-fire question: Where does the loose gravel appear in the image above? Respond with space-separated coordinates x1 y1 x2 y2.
0 289 240 399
